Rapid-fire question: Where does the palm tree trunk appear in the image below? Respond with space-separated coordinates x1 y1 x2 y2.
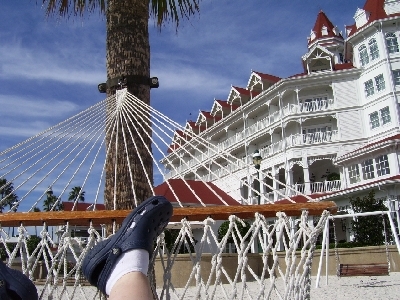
105 0 153 211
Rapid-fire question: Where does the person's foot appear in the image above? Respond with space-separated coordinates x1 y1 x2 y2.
0 260 38 300
82 196 173 294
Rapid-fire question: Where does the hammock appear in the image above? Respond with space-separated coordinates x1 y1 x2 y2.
0 89 335 299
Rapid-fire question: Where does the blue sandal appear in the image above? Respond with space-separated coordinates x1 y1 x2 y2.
0 260 38 300
82 196 173 294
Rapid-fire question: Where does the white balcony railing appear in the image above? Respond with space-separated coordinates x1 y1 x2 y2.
164 100 336 179
299 99 333 112
286 130 338 147
310 180 341 193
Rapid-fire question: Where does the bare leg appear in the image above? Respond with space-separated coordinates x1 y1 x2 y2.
109 272 152 300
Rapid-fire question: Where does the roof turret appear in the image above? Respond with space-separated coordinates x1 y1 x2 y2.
308 10 343 47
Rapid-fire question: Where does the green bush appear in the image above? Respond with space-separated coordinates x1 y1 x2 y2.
218 220 251 243
350 190 390 246
163 229 195 254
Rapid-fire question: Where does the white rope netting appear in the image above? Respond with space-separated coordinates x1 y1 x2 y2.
0 210 329 300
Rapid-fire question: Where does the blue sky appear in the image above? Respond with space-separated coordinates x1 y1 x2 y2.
0 0 367 150
0 0 367 208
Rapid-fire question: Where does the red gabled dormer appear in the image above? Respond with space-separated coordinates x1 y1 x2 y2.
227 86 260 106
346 0 398 37
247 71 281 92
195 111 222 131
185 120 205 135
211 99 240 118
172 130 191 144
167 143 180 153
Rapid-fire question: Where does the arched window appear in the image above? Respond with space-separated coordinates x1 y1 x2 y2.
386 32 399 54
368 38 379 60
359 45 369 66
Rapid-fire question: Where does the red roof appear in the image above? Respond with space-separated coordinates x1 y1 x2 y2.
347 0 392 37
198 111 222 123
215 100 239 110
232 86 260 98
232 86 251 96
167 143 180 153
253 71 281 83
62 201 105 211
154 179 241 206
186 121 196 128
309 10 343 44
336 133 400 162
274 193 327 204
333 63 354 70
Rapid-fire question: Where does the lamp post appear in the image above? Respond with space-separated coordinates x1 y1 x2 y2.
252 150 262 205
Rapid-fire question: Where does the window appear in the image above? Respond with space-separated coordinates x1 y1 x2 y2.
393 70 400 85
364 74 385 97
376 155 390 176
369 38 379 60
369 106 391 129
369 111 380 129
364 79 374 96
359 45 369 66
380 106 391 125
348 164 360 184
362 159 375 180
375 74 385 92
386 32 399 54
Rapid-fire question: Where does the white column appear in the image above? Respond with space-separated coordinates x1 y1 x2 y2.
389 152 400 176
272 167 279 202
303 165 311 194
286 168 294 196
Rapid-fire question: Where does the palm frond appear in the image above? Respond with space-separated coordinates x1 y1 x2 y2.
42 0 106 17
150 0 201 29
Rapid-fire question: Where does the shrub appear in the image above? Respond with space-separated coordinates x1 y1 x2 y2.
350 190 390 246
218 220 251 243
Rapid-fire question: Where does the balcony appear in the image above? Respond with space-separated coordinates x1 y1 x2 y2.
254 180 341 203
286 130 338 147
164 100 336 179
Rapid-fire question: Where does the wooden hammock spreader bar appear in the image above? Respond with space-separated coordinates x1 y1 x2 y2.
0 201 337 227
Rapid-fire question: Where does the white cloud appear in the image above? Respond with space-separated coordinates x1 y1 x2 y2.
0 122 49 138
0 43 104 85
0 95 79 118
152 63 232 94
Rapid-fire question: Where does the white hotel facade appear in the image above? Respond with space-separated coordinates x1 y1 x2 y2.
162 0 400 241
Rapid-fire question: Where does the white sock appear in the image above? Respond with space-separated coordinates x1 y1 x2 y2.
105 249 149 295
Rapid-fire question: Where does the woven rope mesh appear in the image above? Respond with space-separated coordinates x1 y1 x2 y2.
0 210 329 299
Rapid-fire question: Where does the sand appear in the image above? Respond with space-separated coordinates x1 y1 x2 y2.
167 273 400 300
36 273 400 299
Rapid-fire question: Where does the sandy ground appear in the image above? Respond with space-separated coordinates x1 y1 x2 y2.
35 273 400 299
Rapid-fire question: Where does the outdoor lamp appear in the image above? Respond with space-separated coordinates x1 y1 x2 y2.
252 149 262 205
252 150 262 170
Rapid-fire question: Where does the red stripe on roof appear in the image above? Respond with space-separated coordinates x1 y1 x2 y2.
253 71 281 83
62 202 105 211
154 179 241 206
